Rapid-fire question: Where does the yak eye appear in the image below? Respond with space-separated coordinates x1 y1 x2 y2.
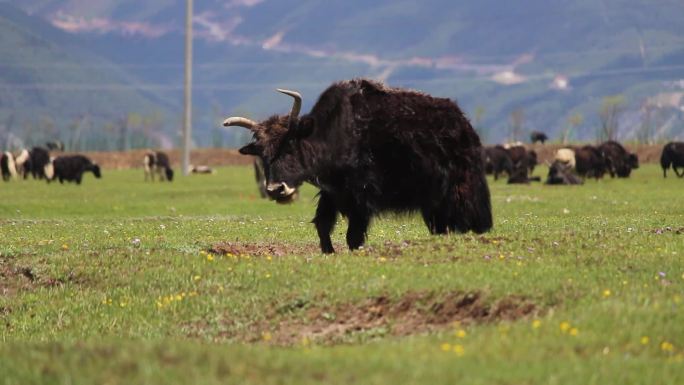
239 143 260 156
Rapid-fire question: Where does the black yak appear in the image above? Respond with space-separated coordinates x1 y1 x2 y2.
599 141 638 178
660 142 684 178
143 151 174 182
574 145 607 180
545 160 583 185
482 145 513 181
29 147 51 180
506 145 540 184
530 131 548 144
52 155 101 184
224 78 492 253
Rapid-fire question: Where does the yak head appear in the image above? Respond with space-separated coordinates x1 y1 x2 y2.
223 89 312 203
91 164 102 178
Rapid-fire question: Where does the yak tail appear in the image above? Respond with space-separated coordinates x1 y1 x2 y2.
451 169 493 234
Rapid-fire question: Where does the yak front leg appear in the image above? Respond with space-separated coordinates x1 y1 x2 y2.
312 191 338 254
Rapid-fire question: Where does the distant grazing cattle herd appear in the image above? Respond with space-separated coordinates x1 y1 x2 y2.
1 144 102 185
480 138 677 186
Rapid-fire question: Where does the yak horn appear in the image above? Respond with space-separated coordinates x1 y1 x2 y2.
277 88 302 125
223 117 257 130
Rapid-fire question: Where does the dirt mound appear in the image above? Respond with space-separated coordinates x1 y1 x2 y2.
208 242 325 257
237 291 537 345
0 262 86 297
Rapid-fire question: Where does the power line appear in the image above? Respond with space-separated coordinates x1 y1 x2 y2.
1 64 683 91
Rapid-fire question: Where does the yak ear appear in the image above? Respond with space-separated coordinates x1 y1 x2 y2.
239 143 260 156
294 117 314 138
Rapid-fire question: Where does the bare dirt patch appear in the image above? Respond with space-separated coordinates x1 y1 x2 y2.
208 242 326 257
651 227 684 234
217 291 538 345
0 262 87 297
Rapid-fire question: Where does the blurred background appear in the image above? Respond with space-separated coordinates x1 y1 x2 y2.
0 0 683 151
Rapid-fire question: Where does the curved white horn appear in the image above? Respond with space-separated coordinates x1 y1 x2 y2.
277 88 302 124
223 117 257 130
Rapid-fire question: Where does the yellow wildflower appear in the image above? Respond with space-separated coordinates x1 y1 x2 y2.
602 289 611 298
207 254 214 261
440 343 451 352
61 244 69 250
532 320 542 329
559 321 571 333
569 327 579 336
452 344 465 357
193 275 201 281
640 336 650 345
661 341 675 352
262 332 272 342
455 329 466 338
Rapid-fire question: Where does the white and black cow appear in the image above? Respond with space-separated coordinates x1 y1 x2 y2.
143 151 174 182
1 152 18 181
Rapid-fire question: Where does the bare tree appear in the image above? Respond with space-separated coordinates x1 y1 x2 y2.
509 108 525 142
562 113 584 144
637 102 655 144
473 106 487 142
598 95 625 141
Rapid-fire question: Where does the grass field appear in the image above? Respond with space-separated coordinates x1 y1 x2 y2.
1 164 683 384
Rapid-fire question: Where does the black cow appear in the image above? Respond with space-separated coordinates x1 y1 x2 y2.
46 140 65 151
482 145 513 181
599 141 638 178
574 145 607 180
530 131 548 144
52 155 101 184
29 147 51 180
143 151 174 182
224 78 492 253
545 160 583 185
661 141 684 178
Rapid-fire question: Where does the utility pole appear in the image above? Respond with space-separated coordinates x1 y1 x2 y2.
182 0 193 175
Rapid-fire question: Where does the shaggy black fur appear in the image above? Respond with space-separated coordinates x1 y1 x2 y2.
29 147 51 180
482 145 513 181
661 141 684 178
529 131 548 144
52 155 101 184
236 78 492 253
545 160 583 185
599 141 638 178
574 145 607 180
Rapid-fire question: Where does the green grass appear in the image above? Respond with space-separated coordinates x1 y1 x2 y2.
1 165 683 384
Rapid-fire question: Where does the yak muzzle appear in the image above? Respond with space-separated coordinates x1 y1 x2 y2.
266 182 297 203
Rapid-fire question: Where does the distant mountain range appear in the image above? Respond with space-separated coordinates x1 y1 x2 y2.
1 0 683 150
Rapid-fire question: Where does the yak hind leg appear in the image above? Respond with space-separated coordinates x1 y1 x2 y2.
312 191 338 254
